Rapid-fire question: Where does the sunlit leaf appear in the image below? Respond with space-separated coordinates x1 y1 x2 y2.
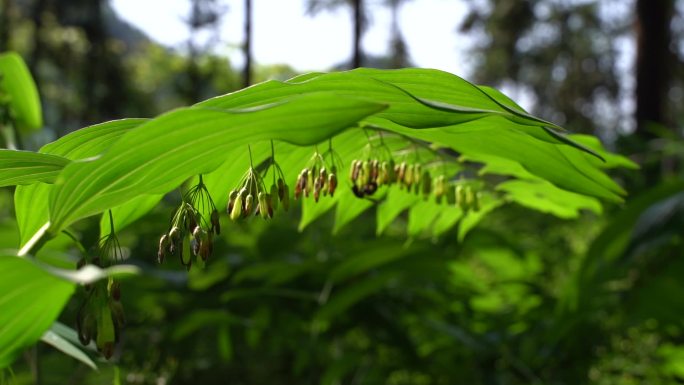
0 255 75 368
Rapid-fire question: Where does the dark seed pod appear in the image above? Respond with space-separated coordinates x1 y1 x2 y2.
110 300 126 328
110 281 121 301
211 209 220 235
77 257 86 269
352 184 364 198
363 181 378 196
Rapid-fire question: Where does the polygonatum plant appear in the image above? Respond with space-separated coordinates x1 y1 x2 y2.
0 51 637 367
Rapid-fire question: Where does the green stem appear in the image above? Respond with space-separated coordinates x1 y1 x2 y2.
62 230 88 257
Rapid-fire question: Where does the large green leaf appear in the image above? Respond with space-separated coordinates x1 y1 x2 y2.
48 94 386 233
0 52 42 132
0 150 69 186
497 179 602 219
0 255 75 368
14 119 146 247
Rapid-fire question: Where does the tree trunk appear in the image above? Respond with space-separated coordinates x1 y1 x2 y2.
243 0 252 88
29 0 48 74
634 0 673 136
352 0 362 68
0 0 11 51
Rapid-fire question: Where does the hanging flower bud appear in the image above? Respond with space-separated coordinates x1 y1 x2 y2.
305 169 313 197
227 190 238 215
110 281 121 302
295 169 307 200
456 185 468 210
230 194 243 220
404 163 413 187
473 191 482 212
388 159 397 184
199 232 213 261
350 160 360 182
168 227 180 254
277 178 285 200
258 192 269 219
362 160 371 185
370 160 379 183
244 194 254 216
210 209 220 235
328 173 338 197
269 184 279 212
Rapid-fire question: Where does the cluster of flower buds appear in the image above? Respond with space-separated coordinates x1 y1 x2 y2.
227 166 289 221
432 177 482 212
294 165 338 202
349 158 403 197
294 149 340 202
158 177 220 270
76 232 125 359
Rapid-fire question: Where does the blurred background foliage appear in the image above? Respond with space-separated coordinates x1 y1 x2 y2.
1 0 683 384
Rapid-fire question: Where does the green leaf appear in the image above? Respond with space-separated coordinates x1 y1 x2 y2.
14 119 146 247
0 149 69 186
99 193 164 237
0 255 75 368
41 326 97 370
497 179 602 219
41 119 148 159
376 188 420 235
457 193 504 241
368 117 624 202
0 52 42 132
14 183 50 248
49 93 385 233
332 186 374 234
